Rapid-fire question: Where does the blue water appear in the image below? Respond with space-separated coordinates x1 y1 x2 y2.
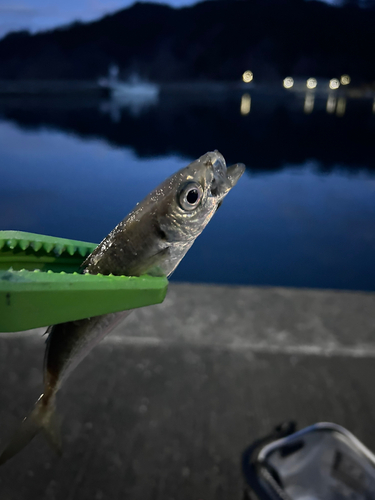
1 93 375 290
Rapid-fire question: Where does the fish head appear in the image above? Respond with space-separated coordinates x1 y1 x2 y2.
158 150 245 241
149 150 245 276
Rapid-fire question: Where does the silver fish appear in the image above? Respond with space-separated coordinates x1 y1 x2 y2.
0 151 245 465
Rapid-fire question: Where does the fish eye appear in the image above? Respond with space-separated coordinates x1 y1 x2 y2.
178 182 203 211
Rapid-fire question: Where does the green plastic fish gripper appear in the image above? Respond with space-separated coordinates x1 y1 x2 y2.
0 231 168 332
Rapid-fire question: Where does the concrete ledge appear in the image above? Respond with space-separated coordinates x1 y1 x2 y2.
110 283 375 356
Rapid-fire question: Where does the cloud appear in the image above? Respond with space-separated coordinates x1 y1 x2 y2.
0 4 37 11
0 1 123 37
0 3 73 37
0 0 201 39
0 4 38 18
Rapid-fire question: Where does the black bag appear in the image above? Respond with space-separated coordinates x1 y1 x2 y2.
242 422 375 500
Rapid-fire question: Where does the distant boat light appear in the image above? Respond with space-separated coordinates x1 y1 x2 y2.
242 70 253 83
340 74 351 85
306 78 317 89
283 77 294 89
329 78 340 90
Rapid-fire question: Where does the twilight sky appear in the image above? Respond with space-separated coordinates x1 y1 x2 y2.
0 0 339 40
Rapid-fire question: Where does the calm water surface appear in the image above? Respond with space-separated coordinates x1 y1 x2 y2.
1 90 374 290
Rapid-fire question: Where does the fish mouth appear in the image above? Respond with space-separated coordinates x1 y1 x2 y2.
203 150 245 198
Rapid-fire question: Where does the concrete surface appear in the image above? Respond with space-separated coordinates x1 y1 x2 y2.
0 283 375 499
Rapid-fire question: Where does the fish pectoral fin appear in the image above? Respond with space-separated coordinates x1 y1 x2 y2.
128 246 170 277
0 393 61 466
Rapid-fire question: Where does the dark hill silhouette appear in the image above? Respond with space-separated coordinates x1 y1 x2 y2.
0 0 374 82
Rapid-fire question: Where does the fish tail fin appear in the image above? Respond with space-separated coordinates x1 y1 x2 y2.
0 392 61 466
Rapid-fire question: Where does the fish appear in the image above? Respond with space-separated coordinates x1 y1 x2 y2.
0 150 245 465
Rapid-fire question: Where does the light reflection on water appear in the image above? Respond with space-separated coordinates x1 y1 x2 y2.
240 93 251 115
304 92 315 114
326 95 337 114
1 93 374 291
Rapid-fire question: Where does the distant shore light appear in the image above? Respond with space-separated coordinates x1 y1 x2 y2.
329 78 340 90
340 74 351 85
283 77 294 89
306 78 317 89
242 70 253 83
